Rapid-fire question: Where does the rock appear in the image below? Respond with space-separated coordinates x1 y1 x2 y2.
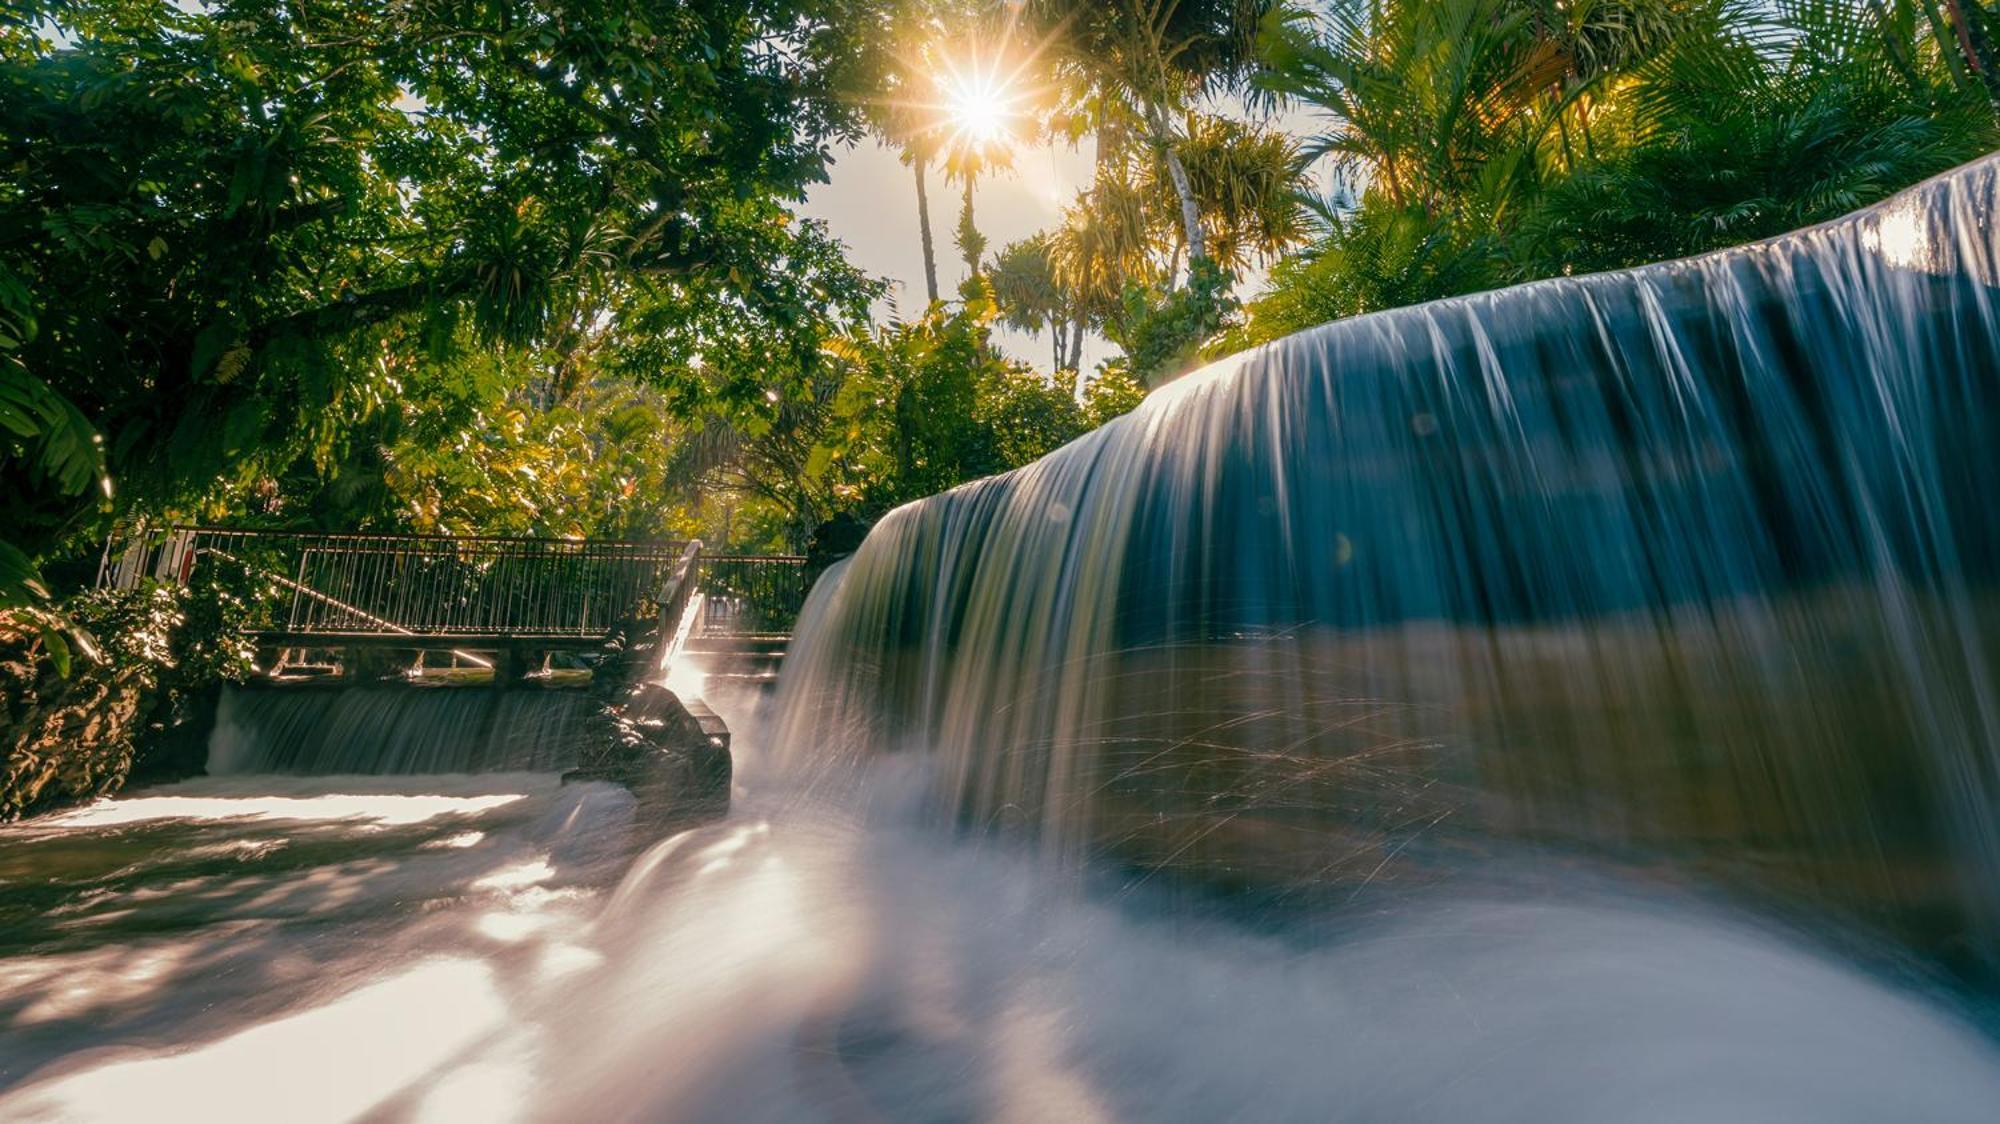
565 669 732 828
129 681 222 786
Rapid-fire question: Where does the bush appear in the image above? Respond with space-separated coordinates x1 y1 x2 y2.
0 577 256 818
1108 257 1243 388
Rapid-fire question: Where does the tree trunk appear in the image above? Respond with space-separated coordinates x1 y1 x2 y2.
957 175 984 279
1866 0 1926 97
1148 102 1206 274
1942 0 2000 108
914 159 940 304
1921 0 1984 94
1068 318 1087 379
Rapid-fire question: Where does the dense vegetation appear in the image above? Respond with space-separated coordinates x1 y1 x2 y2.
4 0 1996 646
1238 0 2000 343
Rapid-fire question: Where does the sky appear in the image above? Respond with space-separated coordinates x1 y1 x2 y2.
802 99 1329 374
801 134 1113 371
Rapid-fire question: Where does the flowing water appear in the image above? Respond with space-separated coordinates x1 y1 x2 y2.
771 152 2000 964
6 156 2000 1120
208 684 600 775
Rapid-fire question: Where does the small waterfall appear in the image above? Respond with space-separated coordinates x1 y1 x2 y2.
772 156 2000 964
208 684 600 775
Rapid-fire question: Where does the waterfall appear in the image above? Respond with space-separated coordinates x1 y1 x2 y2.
13 160 2000 1124
207 684 600 775
770 155 2000 964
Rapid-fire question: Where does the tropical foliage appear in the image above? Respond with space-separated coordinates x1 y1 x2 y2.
656 289 1085 544
5 0 1995 652
1 0 885 590
1241 0 2000 340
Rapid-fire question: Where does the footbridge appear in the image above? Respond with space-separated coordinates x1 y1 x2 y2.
104 528 808 685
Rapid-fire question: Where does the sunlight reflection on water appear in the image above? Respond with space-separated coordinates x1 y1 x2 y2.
5 959 506 1124
43 791 528 829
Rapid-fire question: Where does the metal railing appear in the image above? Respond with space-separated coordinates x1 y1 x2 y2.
106 528 693 639
105 527 814 643
695 554 810 637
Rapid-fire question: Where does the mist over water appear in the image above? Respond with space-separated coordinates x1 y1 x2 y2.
7 157 2000 1120
506 745 2000 1123
771 155 2000 966
7 698 2000 1121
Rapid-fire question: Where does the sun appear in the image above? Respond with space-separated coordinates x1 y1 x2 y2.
948 75 1011 147
931 44 1032 161
877 16 1047 167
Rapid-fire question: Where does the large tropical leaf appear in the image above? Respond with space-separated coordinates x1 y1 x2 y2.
1 365 103 497
0 538 52 611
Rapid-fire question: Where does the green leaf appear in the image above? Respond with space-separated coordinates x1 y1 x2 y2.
1 367 102 495
0 372 42 437
37 624 71 679
42 393 104 495
222 397 263 456
189 321 237 381
0 539 52 610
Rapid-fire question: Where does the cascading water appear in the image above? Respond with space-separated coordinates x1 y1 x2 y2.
208 684 600 774
8 158 2000 1121
771 154 2000 966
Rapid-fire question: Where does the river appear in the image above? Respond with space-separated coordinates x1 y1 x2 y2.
1 678 1998 1122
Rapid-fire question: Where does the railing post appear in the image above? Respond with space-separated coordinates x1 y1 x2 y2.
490 647 517 689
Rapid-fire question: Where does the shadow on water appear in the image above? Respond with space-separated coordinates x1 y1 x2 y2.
0 774 639 1100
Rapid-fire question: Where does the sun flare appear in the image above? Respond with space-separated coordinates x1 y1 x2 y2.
948 76 1011 146
927 41 1035 162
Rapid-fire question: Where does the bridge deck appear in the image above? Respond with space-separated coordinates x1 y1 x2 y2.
107 527 811 648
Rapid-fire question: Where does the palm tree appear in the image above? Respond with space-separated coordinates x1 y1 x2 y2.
941 119 1012 280
1257 0 1711 230
1025 0 1275 280
1917 0 2000 108
910 144 943 303
1241 0 1998 342
1150 113 1311 275
882 94 947 304
867 17 955 304
1258 0 1550 223
860 0 1018 303
946 80 1034 279
991 234 1081 370
929 6 1037 283
1522 0 1999 269
1048 171 1160 371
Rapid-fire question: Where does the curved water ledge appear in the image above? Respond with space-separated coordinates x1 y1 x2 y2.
5 157 2000 1124
773 154 2000 971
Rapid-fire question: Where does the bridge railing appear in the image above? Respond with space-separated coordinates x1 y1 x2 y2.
695 554 810 637
107 528 694 639
105 527 814 643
